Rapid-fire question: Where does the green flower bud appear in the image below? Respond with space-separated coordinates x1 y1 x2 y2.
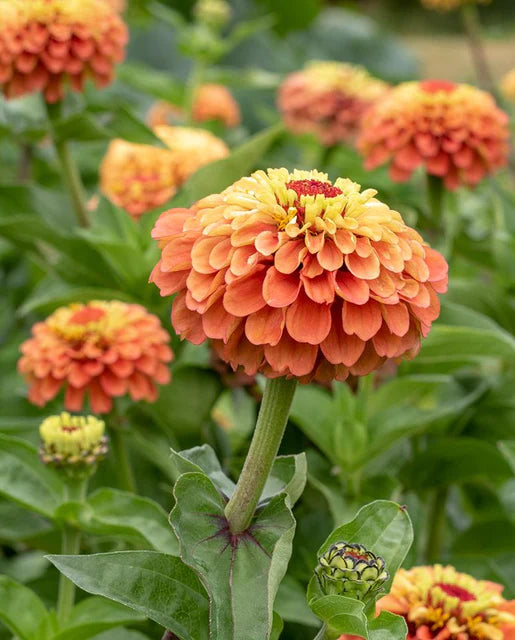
315 542 388 600
194 0 231 30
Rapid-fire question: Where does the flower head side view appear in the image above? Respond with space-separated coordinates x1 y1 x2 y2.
0 0 128 103
358 80 509 190
18 300 173 413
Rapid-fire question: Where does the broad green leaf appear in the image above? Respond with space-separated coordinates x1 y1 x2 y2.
0 575 48 640
309 595 367 638
275 575 320 628
498 441 515 474
0 550 49 584
0 434 63 518
0 502 52 541
117 64 184 103
170 445 236 497
261 453 307 507
47 551 209 640
451 519 515 556
369 611 408 640
170 472 296 640
305 450 347 525
54 597 145 640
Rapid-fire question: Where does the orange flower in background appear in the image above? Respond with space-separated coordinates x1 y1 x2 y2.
358 80 509 190
150 168 447 382
100 126 229 218
501 69 515 102
146 101 183 129
339 565 515 640
0 0 128 103
278 61 389 146
18 301 173 413
421 0 490 10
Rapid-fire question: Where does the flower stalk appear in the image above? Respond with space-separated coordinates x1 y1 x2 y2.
425 485 449 564
426 173 444 228
109 421 137 494
461 4 496 96
225 376 297 534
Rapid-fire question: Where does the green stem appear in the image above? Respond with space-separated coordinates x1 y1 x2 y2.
56 477 88 625
461 4 496 96
425 486 449 564
183 60 205 124
426 173 444 229
225 377 297 534
109 425 137 493
46 102 90 228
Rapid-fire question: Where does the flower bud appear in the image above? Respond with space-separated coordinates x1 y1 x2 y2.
194 0 231 30
39 412 108 475
315 542 388 600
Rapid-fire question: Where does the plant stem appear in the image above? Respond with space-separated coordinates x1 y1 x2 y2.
225 377 297 534
56 476 88 625
46 102 90 228
425 486 449 564
426 173 444 229
109 424 137 493
183 59 205 124
461 4 496 95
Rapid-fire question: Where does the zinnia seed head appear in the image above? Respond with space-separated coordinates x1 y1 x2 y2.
421 0 491 11
150 168 448 383
358 80 509 190
278 61 389 146
316 542 388 601
18 301 173 413
39 412 107 472
0 0 128 103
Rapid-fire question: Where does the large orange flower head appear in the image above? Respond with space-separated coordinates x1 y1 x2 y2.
278 61 389 146
421 0 490 10
18 301 173 413
100 126 229 219
150 168 448 382
358 80 509 190
352 565 515 640
0 0 128 103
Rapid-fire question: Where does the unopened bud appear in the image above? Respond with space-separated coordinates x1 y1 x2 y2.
194 0 231 30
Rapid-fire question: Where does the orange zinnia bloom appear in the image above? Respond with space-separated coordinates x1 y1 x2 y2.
358 80 509 190
0 0 128 103
100 126 229 218
339 565 515 640
421 0 490 10
278 61 389 146
18 301 173 413
150 168 447 382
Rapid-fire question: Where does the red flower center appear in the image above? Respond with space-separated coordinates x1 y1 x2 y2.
436 583 476 602
61 425 80 433
420 80 457 94
286 179 343 199
69 307 106 325
345 550 370 561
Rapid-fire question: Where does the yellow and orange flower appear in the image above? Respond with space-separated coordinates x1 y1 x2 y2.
278 61 389 146
18 301 173 413
501 69 515 103
421 0 490 10
340 565 515 640
150 168 447 382
100 126 229 219
358 80 509 190
0 0 128 103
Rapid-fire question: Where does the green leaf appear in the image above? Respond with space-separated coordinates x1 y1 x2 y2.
54 597 145 640
47 551 209 640
170 445 236 497
275 575 320 628
88 630 150 640
498 441 515 474
0 502 52 541
117 64 184 103
262 453 307 507
0 575 48 640
369 611 408 640
0 434 63 518
309 595 367 637
170 472 296 640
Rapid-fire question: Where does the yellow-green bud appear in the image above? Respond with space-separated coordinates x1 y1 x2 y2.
315 542 388 601
39 412 108 472
194 0 231 30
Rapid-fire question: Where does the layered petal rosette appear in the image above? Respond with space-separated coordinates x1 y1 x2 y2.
421 0 490 10
278 61 389 146
150 168 448 382
358 80 509 190
0 0 128 103
18 301 173 413
340 565 515 640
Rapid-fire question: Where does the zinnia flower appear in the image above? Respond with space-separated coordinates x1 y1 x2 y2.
421 0 490 10
339 565 515 640
100 126 229 218
150 168 448 382
278 61 389 146
358 80 509 190
0 0 128 103
18 301 173 413
501 69 515 102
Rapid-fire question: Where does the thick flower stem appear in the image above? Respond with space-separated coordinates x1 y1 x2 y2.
425 485 449 564
46 102 90 228
461 5 496 96
109 425 137 494
426 173 444 229
56 476 88 625
225 377 297 534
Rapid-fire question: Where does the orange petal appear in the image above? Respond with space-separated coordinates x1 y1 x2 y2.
263 267 301 308
99 370 127 397
245 306 285 346
274 239 308 274
424 246 448 282
381 302 410 336
321 306 365 366
285 290 331 344
318 238 344 271
64 385 85 412
171 291 206 344
342 300 382 341
345 252 380 280
302 271 335 304
265 334 318 377
223 265 267 317
335 271 370 305
202 297 241 342
88 380 112 413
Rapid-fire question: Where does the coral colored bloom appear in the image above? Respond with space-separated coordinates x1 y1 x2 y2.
150 168 448 382
421 0 490 10
278 61 389 146
0 0 128 103
339 565 515 640
358 80 509 190
100 126 229 218
501 69 515 102
18 301 173 413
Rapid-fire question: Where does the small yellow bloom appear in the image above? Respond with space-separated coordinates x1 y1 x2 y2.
40 412 107 468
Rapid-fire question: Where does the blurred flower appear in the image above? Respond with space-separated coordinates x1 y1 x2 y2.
101 0 126 12
147 84 241 129
316 542 388 600
18 301 173 413
150 168 447 382
358 80 509 190
193 0 231 30
100 126 229 218
39 411 108 470
501 69 515 102
278 61 389 146
421 0 490 11
0 0 128 103
340 565 515 640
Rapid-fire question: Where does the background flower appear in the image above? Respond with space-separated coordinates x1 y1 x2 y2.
151 168 448 382
421 0 491 10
